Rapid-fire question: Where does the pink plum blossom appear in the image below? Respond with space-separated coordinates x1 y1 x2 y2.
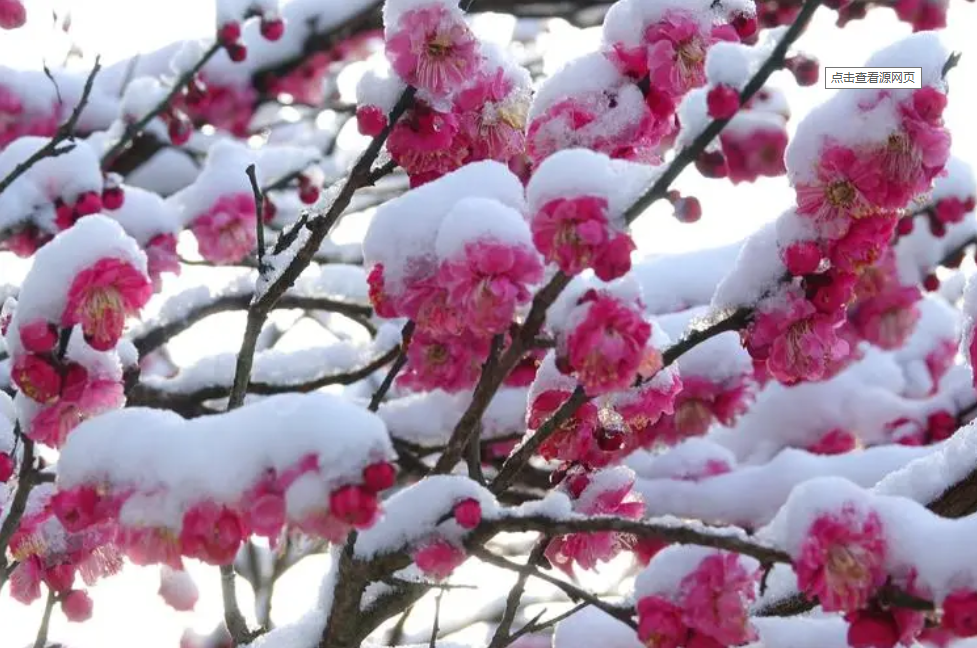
438 239 543 336
385 4 480 97
62 257 152 351
560 291 652 394
190 194 257 265
794 503 888 612
531 196 635 281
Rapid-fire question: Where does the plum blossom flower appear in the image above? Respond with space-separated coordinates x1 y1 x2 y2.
29 376 125 448
398 329 489 393
387 102 468 186
645 11 736 99
795 145 886 239
678 552 760 645
413 538 466 580
190 194 257 265
438 239 543 336
145 234 181 291
159 566 199 612
559 290 652 394
399 272 464 336
241 473 287 539
11 354 62 404
454 67 529 163
62 589 95 622
720 125 789 184
119 526 184 569
367 264 399 319
545 469 645 574
745 289 850 385
636 596 689 648
794 503 887 612
62 257 153 351
849 285 922 350
179 502 246 566
531 196 635 281
527 388 600 462
385 4 480 97
827 214 898 273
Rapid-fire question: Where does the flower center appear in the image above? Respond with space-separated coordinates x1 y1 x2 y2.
426 344 449 365
82 286 124 324
426 34 452 58
675 399 712 436
677 39 705 69
826 545 868 587
826 181 856 207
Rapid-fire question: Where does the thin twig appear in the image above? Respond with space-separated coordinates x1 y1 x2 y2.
246 164 266 266
0 433 36 588
472 548 637 630
488 540 549 648
369 321 415 412
0 58 101 199
32 588 57 648
129 344 401 408
101 42 221 167
622 0 822 223
130 293 373 357
429 590 444 648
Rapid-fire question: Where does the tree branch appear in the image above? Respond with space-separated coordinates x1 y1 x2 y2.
102 43 221 169
369 321 414 412
131 293 372 356
129 344 401 408
622 0 822 224
471 548 637 630
32 588 57 648
0 58 101 199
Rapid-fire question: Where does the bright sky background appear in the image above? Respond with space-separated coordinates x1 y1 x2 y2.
0 0 976 647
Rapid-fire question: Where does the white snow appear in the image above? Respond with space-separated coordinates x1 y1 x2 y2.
58 393 394 528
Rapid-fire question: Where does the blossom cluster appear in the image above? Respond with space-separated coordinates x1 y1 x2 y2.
354 0 532 187
635 546 760 648
740 37 952 386
4 217 150 449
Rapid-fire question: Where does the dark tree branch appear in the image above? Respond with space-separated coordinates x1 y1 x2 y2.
0 433 36 590
130 344 400 408
246 164 266 265
32 588 57 648
623 0 822 223
472 548 637 630
102 42 221 169
131 293 372 356
0 58 101 199
369 321 415 412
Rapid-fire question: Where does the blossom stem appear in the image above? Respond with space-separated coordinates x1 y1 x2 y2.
32 588 57 648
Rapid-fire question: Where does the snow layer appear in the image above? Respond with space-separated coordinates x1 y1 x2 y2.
6 216 147 359
633 443 939 529
363 161 524 293
58 393 394 528
354 475 498 558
